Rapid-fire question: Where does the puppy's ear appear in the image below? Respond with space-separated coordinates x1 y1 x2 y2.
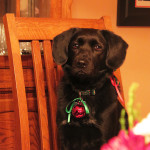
52 28 78 65
101 30 128 70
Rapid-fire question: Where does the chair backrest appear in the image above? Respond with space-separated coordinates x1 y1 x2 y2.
3 13 124 150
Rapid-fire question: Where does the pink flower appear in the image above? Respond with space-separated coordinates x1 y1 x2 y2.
101 130 150 150
145 143 150 150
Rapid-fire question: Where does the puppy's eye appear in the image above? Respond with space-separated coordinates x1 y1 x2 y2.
94 45 102 51
72 43 79 49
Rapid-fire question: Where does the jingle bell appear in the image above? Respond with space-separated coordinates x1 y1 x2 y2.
72 102 86 118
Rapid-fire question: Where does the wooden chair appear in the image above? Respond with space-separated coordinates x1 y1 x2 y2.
3 13 124 150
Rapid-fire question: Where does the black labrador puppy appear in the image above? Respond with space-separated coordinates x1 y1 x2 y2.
52 28 128 150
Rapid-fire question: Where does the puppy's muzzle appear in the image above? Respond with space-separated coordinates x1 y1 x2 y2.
76 60 87 68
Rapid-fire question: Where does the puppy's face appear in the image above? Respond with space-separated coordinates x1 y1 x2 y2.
67 29 107 78
52 28 128 80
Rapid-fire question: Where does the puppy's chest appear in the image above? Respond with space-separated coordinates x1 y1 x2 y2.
59 81 118 124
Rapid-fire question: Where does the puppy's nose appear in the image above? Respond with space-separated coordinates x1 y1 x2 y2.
77 60 86 68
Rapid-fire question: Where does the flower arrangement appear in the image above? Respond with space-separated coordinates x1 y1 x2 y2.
101 83 150 150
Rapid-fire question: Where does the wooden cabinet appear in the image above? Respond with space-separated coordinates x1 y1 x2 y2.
0 55 42 149
0 54 57 149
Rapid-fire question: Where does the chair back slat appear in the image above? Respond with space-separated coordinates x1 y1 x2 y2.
31 40 51 150
43 40 58 150
3 14 31 150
